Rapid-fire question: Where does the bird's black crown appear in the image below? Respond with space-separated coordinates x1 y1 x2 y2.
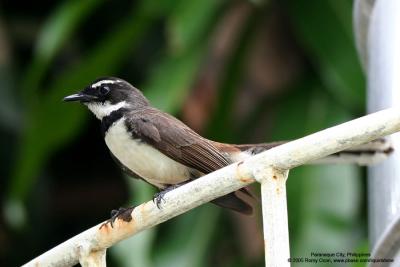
63 77 150 107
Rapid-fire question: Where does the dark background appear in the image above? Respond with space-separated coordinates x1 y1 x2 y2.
0 0 367 266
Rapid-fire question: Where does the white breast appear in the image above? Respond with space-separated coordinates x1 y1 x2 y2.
104 119 190 188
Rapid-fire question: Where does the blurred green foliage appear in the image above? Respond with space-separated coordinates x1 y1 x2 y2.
0 0 367 266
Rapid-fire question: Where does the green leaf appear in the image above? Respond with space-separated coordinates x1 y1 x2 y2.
143 0 224 113
166 0 224 53
143 46 206 113
23 0 104 100
206 12 258 141
286 0 365 111
0 69 21 131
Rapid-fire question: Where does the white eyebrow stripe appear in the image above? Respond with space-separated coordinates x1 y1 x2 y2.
91 79 122 88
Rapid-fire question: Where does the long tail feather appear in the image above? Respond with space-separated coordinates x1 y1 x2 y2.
233 138 393 166
211 192 253 215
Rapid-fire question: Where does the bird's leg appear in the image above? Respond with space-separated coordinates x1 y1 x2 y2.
153 180 192 209
101 206 135 228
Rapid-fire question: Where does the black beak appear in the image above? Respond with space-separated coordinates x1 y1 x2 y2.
63 93 98 102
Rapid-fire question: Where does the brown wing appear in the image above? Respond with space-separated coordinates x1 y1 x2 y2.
124 108 231 174
124 108 253 215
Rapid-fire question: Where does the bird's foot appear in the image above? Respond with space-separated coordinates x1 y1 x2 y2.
153 185 181 209
153 181 192 209
153 190 168 209
100 206 135 229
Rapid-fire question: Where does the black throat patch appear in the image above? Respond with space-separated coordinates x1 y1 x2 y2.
101 108 126 137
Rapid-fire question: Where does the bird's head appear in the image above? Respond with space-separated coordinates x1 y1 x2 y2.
63 77 149 119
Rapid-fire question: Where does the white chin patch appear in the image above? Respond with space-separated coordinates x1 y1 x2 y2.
86 101 127 120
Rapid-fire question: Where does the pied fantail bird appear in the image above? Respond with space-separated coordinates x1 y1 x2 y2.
64 77 392 218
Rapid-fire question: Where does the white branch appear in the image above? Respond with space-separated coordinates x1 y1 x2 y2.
78 246 106 267
23 107 400 267
255 168 290 267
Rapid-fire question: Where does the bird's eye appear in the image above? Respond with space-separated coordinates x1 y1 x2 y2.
100 85 110 96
